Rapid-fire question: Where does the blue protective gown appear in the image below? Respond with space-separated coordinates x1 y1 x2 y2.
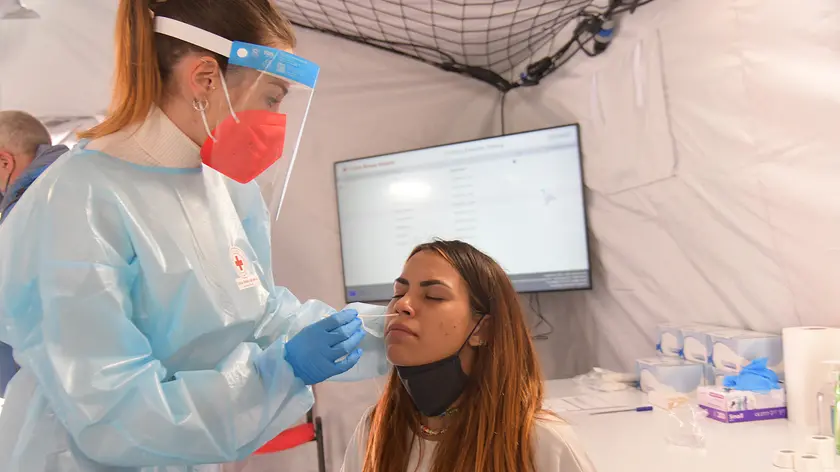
0 142 388 471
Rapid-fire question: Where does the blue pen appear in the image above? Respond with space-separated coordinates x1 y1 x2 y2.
590 406 653 415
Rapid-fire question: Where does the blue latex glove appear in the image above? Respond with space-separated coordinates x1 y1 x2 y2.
723 358 780 393
284 309 366 385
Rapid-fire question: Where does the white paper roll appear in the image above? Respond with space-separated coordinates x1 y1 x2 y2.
772 449 796 469
794 454 821 472
782 326 840 430
806 435 835 469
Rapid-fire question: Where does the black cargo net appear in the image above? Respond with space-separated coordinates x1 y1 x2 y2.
275 0 655 91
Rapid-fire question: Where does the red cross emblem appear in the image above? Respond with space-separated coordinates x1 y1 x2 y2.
230 247 248 274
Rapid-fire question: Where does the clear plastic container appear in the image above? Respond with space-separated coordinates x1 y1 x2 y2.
816 361 840 438
574 368 638 392
668 408 706 449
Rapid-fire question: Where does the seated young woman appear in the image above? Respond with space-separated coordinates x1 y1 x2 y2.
341 239 597 472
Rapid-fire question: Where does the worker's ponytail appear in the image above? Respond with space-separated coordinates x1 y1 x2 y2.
79 0 161 139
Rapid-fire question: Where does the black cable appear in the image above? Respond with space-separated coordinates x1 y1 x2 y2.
519 0 654 86
540 36 589 78
530 293 554 340
500 91 507 135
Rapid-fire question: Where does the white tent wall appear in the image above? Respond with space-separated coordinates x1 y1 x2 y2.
501 0 840 371
2 0 840 471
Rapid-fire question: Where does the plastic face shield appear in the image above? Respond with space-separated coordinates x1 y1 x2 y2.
154 17 319 220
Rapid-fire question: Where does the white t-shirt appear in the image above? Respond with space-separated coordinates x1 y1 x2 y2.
341 410 598 472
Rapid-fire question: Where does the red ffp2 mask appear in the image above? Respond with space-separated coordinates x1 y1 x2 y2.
200 110 287 184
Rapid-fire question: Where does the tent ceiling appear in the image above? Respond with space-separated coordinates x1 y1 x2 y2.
0 0 115 117
0 0 631 117
0 0 39 19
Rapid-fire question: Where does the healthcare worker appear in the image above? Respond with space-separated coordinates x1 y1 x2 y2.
0 1 388 471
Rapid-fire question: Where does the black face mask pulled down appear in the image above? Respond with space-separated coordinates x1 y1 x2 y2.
395 315 485 417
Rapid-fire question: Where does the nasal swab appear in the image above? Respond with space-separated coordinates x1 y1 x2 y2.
358 313 398 318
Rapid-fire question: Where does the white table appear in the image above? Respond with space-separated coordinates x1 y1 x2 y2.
545 379 838 472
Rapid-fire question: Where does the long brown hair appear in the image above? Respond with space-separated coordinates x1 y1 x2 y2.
79 0 295 139
362 240 549 472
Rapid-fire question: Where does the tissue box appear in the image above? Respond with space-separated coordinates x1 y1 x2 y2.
697 385 787 423
681 326 735 364
637 357 706 394
656 323 686 358
709 330 784 377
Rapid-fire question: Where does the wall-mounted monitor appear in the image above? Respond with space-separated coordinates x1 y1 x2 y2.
334 124 590 302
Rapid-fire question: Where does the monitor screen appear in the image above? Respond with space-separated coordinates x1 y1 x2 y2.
334 124 591 303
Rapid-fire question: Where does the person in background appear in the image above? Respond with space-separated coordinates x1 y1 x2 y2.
0 110 68 225
342 240 598 472
0 111 68 398
0 0 388 471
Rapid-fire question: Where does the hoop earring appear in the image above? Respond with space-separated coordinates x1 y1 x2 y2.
193 98 217 144
478 340 488 347
192 98 209 112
